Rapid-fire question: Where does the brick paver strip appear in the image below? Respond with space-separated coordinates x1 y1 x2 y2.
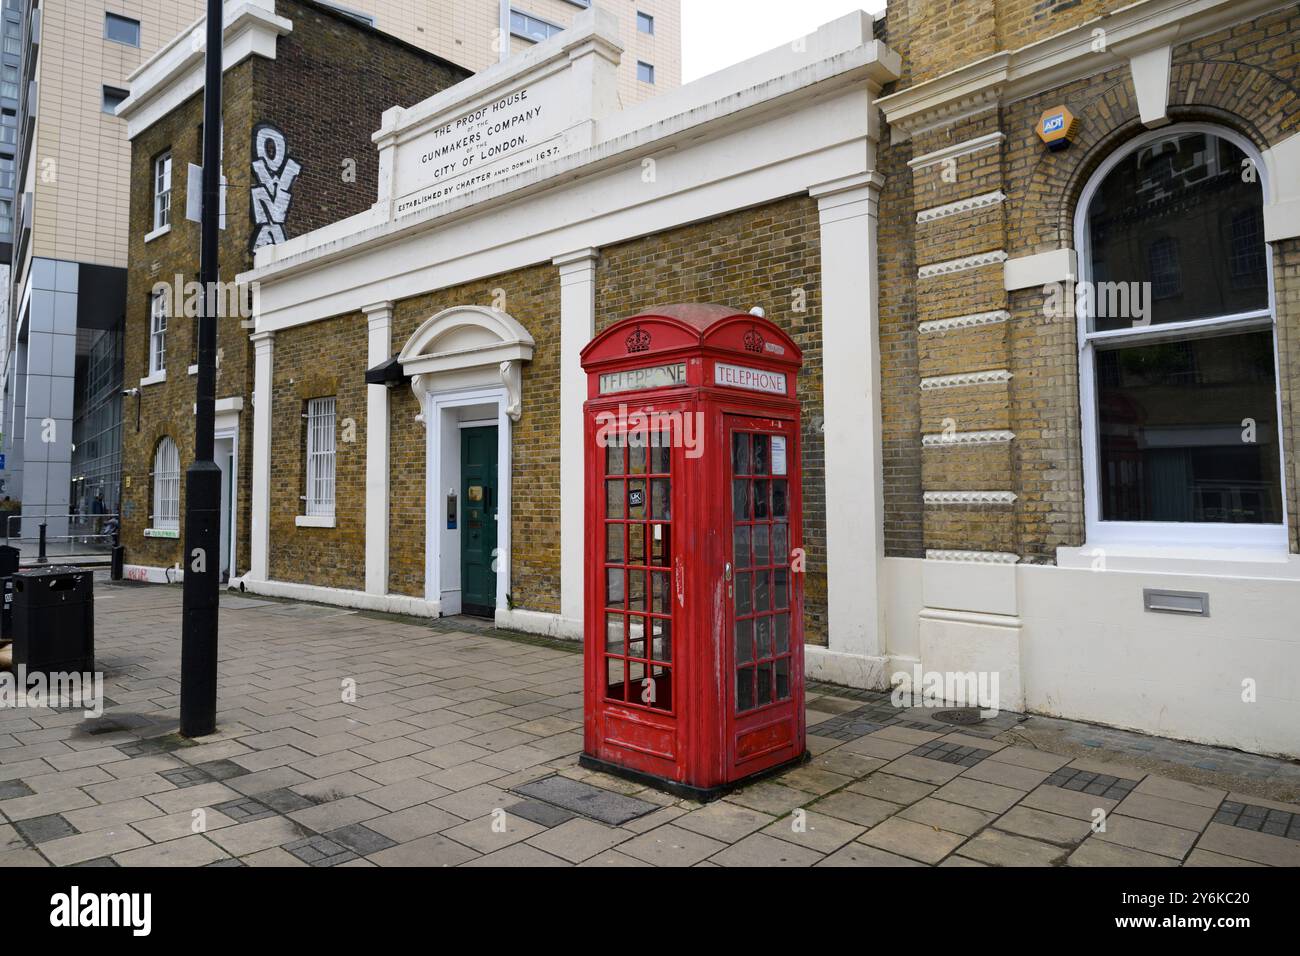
907 740 994 767
1043 767 1139 801
0 780 35 801
513 775 658 826
283 834 358 867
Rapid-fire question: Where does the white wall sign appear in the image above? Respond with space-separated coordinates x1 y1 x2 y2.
599 363 687 395
394 84 566 217
714 362 787 396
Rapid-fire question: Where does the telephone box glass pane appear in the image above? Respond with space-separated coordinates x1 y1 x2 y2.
651 479 671 519
733 526 751 570
629 660 646 685
606 658 624 700
752 435 769 474
736 572 753 615
755 616 772 658
737 667 755 711
629 571 647 612
757 663 773 706
776 658 790 701
733 481 750 520
773 523 788 566
754 570 770 612
606 524 624 563
733 434 752 475
774 569 789 610
775 613 789 654
606 481 625 518
606 445 625 476
753 524 770 566
628 480 647 519
651 572 670 614
753 480 770 519
628 524 645 566
772 481 788 518
652 618 672 662
651 525 671 566
651 443 670 474
606 613 624 652
629 444 648 475
650 665 671 710
628 621 646 662
606 569 625 608
735 619 753 664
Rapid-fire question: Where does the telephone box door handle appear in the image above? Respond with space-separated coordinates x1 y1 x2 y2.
724 562 732 582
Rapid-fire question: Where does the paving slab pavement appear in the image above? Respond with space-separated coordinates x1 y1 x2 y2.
0 579 1297 868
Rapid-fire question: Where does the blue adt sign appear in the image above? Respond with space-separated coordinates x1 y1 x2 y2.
0 454 7 469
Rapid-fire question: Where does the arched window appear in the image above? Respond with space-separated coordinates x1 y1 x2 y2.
153 437 180 531
1076 124 1283 548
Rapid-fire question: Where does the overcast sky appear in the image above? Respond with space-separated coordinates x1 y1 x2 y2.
681 0 889 82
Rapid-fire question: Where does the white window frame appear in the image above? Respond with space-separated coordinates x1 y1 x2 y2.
303 397 336 519
148 290 167 376
152 438 181 532
153 151 172 232
1075 122 1287 552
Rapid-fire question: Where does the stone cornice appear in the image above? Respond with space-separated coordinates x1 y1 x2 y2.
879 0 1290 141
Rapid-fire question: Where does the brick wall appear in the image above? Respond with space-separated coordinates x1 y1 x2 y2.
121 0 470 576
594 196 830 645
878 2 1300 560
384 267 561 605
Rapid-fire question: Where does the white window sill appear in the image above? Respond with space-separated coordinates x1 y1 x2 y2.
1057 544 1300 580
145 223 171 243
296 515 336 529
139 370 167 387
144 527 179 539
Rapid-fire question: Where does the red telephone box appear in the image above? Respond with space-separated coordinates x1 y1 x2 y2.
579 304 807 800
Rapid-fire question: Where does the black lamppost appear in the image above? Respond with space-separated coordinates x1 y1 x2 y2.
180 0 224 738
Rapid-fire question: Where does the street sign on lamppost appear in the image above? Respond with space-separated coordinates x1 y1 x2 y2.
180 0 225 738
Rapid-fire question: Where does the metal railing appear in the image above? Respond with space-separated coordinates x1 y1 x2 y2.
3 511 121 564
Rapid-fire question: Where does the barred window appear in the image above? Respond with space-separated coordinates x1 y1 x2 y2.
153 438 180 531
304 397 336 518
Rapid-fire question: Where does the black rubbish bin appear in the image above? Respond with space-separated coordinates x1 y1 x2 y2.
0 545 19 639
12 566 95 674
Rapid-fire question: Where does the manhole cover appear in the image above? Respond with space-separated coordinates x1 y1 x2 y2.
932 709 985 726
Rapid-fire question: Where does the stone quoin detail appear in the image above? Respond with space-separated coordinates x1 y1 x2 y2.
923 491 1018 505
921 430 1016 447
918 310 1011 335
917 250 1008 280
920 369 1013 390
915 190 1007 223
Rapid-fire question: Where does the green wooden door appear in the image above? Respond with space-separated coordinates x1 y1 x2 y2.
460 426 499 617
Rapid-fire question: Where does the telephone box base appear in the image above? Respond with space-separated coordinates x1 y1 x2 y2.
578 750 810 803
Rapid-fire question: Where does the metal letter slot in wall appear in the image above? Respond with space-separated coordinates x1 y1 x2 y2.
1143 589 1210 618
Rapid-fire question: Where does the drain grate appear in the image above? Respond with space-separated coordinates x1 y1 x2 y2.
931 709 985 726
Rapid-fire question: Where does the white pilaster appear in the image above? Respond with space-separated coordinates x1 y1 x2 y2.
555 248 599 640
249 330 275 581
807 172 889 689
364 301 394 596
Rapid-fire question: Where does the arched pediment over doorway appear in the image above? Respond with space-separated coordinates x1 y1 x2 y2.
398 305 535 421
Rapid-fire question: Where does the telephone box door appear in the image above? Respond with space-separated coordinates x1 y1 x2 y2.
724 414 804 779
